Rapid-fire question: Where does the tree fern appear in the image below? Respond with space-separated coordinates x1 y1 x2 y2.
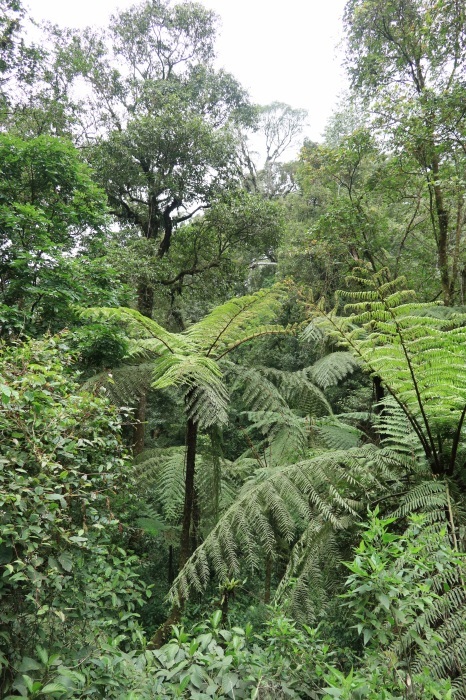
306 269 466 477
134 446 238 527
307 351 360 390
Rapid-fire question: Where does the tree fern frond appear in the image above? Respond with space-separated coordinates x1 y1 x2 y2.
152 354 229 427
373 397 427 463
261 366 333 416
79 306 191 354
308 273 466 476
81 363 153 406
227 363 288 413
274 520 344 625
391 480 450 519
167 444 402 604
186 288 285 357
307 351 360 389
134 447 186 523
314 418 364 450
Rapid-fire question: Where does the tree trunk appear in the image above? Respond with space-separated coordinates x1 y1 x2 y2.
179 418 198 570
190 484 200 555
158 198 181 257
133 391 147 457
149 417 198 649
430 153 451 305
137 283 154 318
148 603 182 649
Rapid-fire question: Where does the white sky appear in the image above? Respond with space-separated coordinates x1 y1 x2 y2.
28 0 348 145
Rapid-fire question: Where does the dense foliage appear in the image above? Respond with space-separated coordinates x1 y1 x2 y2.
2 0 466 697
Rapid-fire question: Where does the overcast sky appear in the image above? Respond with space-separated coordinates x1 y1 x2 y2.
28 0 348 145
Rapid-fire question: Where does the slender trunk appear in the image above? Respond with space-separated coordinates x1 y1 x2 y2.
137 284 154 318
149 416 198 649
430 154 451 305
190 485 200 555
221 589 229 625
179 418 198 570
148 603 182 649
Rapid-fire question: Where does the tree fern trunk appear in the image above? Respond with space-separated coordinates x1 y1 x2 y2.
179 418 198 570
150 419 198 649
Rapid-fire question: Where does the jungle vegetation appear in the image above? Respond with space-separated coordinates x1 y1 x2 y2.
1 0 466 698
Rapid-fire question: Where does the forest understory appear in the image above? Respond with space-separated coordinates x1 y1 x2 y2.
2 0 466 697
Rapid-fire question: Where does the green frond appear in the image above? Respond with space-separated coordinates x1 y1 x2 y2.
79 306 191 355
134 447 186 523
309 274 466 476
81 363 153 406
227 363 288 413
243 410 309 464
391 480 450 519
185 288 285 357
374 398 427 463
307 351 360 389
261 366 333 416
152 354 229 427
134 445 238 526
315 418 364 450
167 444 403 604
274 520 344 624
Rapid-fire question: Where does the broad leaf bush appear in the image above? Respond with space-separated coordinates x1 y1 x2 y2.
0 337 150 697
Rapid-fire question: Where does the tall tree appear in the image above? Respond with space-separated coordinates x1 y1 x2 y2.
56 0 254 317
344 0 466 304
0 134 113 336
239 101 308 199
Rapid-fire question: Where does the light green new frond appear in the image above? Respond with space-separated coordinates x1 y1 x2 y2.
374 398 427 463
186 288 285 357
308 274 466 475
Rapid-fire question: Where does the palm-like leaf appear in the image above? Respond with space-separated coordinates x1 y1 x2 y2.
167 443 406 604
306 270 466 475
